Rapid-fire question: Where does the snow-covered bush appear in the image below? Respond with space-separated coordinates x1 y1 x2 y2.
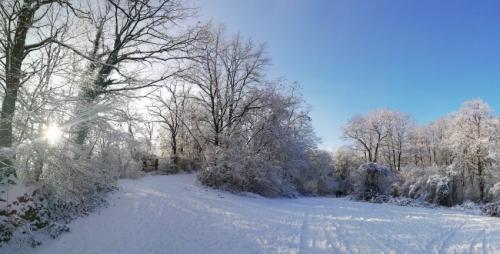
350 163 397 199
398 166 458 206
118 159 143 179
157 159 177 174
425 175 452 207
399 165 426 199
198 146 342 198
487 182 500 202
483 202 500 217
0 188 70 248
196 81 325 197
297 150 345 196
158 157 199 175
198 155 286 197
35 140 123 221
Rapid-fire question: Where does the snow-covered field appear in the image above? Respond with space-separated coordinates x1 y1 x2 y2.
13 174 500 254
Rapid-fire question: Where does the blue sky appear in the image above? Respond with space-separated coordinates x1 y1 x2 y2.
194 0 500 150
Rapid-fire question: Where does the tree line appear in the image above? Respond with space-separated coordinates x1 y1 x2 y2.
341 99 500 204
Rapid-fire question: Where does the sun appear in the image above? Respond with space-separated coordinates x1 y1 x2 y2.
45 123 63 145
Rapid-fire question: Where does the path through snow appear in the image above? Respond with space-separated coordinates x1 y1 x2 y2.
15 174 500 253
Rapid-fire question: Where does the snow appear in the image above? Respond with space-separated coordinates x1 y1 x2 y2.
12 174 500 254
0 183 34 210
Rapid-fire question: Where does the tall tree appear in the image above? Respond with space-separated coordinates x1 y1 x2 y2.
452 99 493 201
342 110 393 163
183 26 268 154
150 82 191 164
0 0 69 178
383 111 411 171
54 0 200 148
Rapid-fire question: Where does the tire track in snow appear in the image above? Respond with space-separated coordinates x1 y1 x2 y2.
482 221 492 254
465 222 490 254
438 221 466 254
361 222 397 253
326 217 354 253
468 227 485 254
323 220 349 253
298 211 311 254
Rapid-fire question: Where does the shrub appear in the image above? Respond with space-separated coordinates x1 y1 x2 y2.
398 166 462 206
198 152 292 197
0 191 66 247
351 163 396 196
483 202 500 217
425 175 452 207
158 157 200 175
488 182 500 202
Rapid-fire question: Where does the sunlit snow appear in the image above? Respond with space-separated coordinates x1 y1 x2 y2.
22 174 500 254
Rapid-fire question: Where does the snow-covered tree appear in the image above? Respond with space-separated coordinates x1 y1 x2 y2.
0 0 72 180
450 99 495 201
343 109 411 168
182 25 268 156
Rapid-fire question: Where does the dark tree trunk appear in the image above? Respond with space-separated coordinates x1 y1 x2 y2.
0 88 19 177
0 1 38 178
478 157 484 201
171 131 178 165
73 25 104 148
397 151 402 171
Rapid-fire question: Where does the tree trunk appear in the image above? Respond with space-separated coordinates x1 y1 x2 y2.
72 25 104 148
171 131 178 165
0 88 19 177
373 144 379 163
397 151 402 171
478 156 484 201
0 1 38 179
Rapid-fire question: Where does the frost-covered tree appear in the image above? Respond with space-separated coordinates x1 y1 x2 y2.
52 0 201 148
382 111 412 171
150 82 193 165
342 109 410 167
182 25 268 155
450 99 494 201
334 146 363 180
342 114 383 163
427 117 454 166
197 80 321 196
0 0 72 179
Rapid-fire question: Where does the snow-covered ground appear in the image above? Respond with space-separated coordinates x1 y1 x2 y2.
12 174 500 254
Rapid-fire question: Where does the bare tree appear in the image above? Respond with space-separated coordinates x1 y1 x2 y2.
52 0 201 147
182 26 268 153
407 117 454 168
382 111 411 171
0 0 71 178
149 82 190 164
142 119 155 156
452 99 494 201
342 110 392 163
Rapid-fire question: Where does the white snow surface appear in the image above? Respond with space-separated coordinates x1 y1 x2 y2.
17 174 500 254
